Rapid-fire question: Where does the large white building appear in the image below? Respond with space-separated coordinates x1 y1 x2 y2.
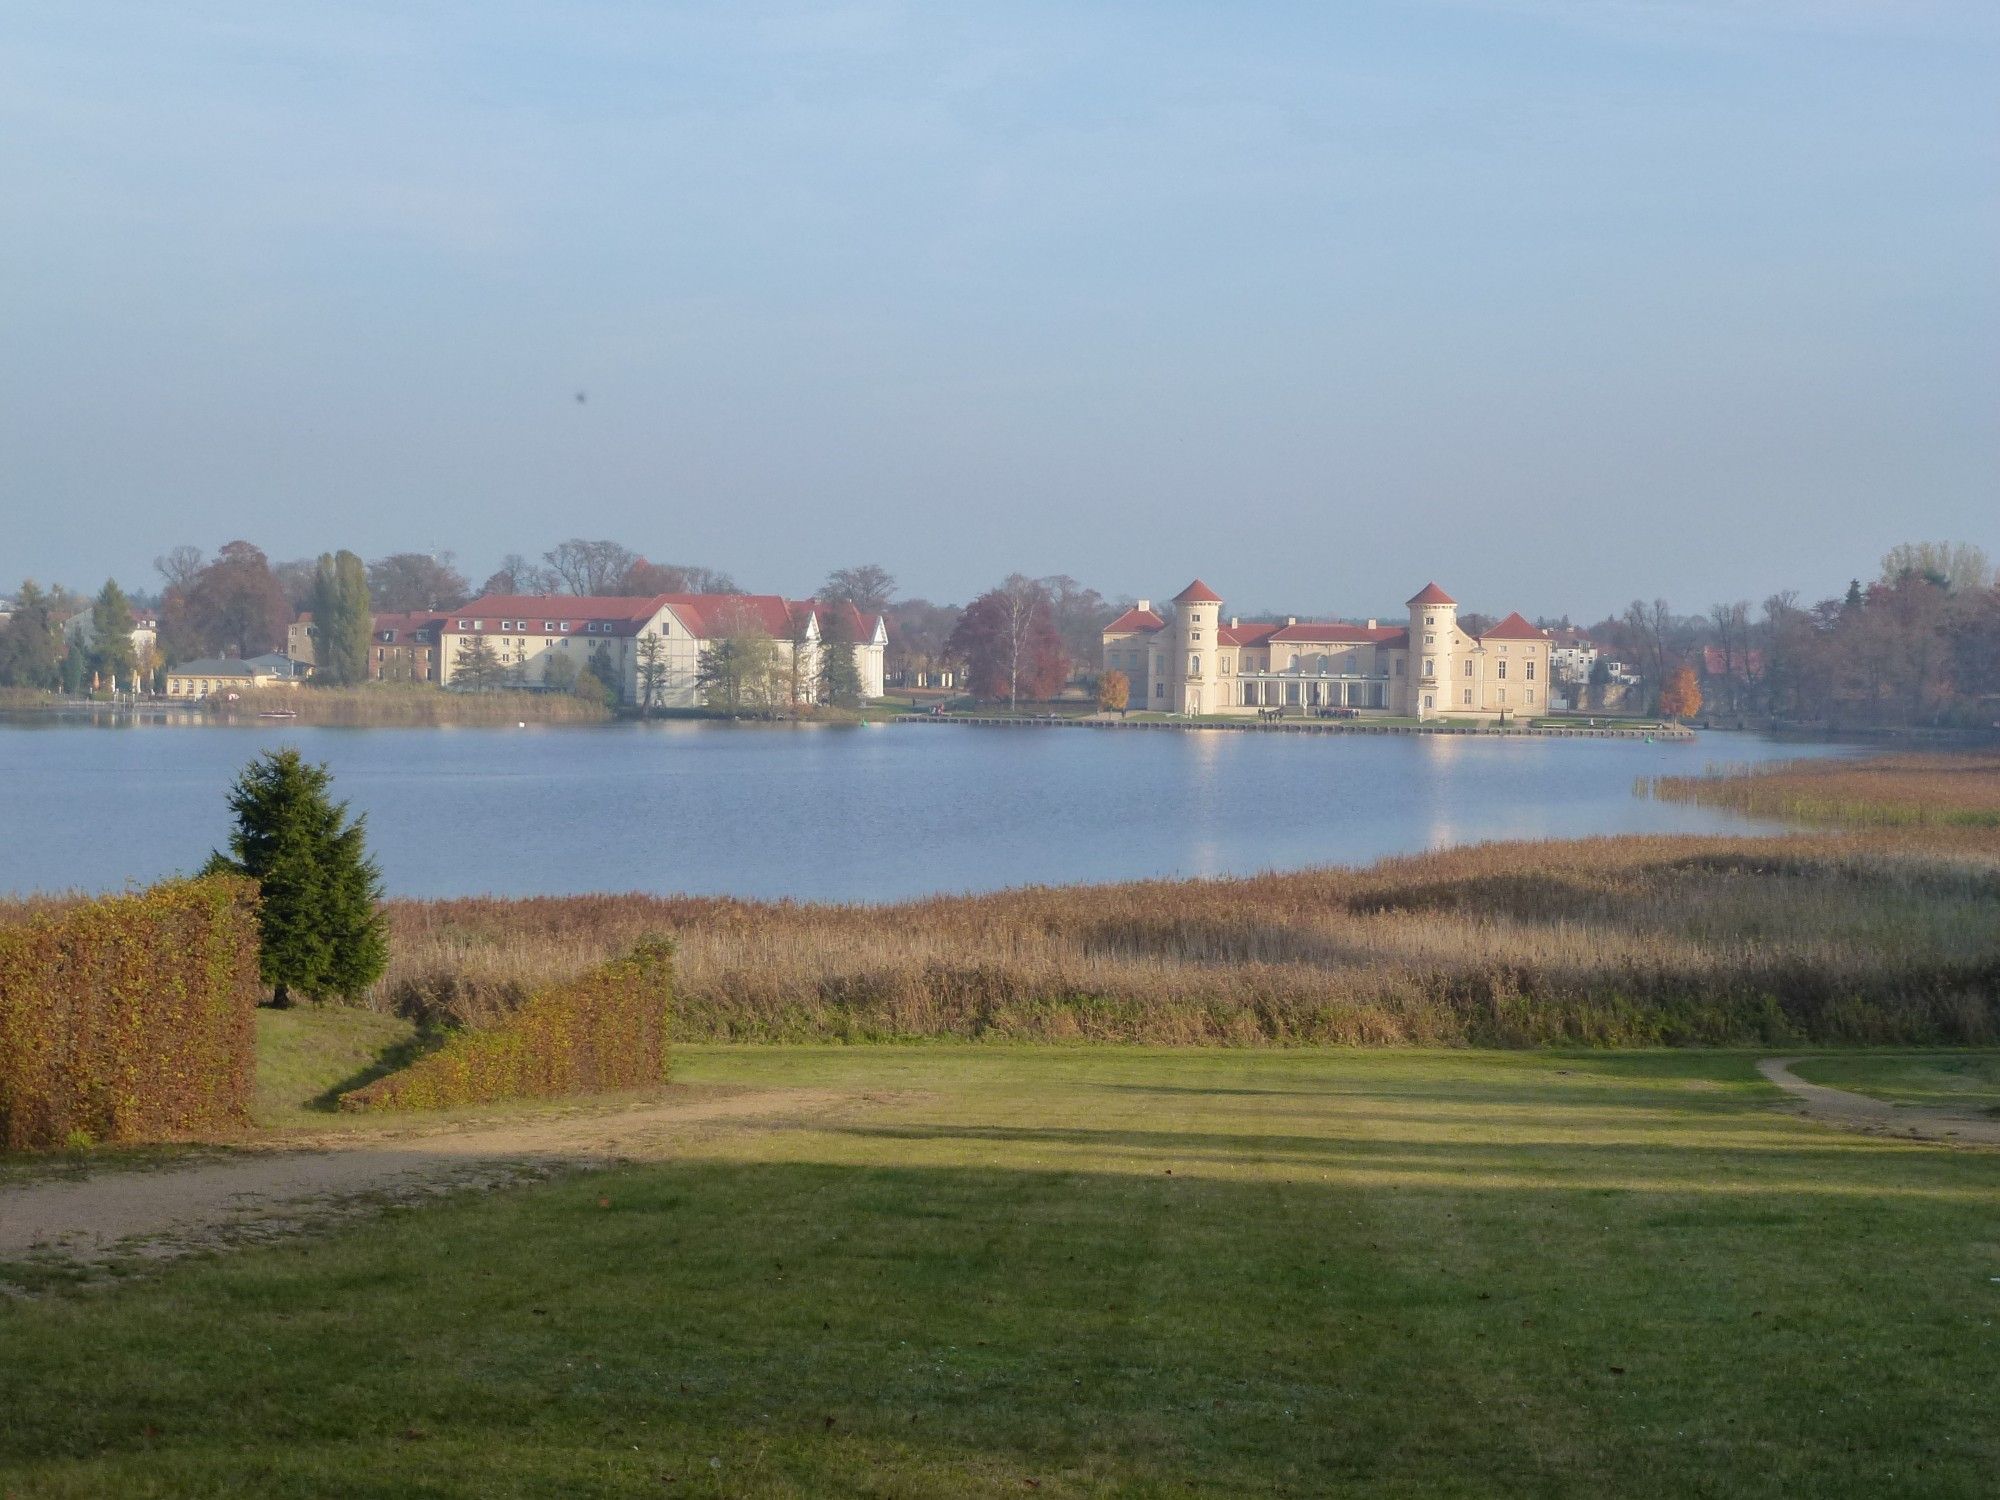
434 593 887 707
1103 580 1553 720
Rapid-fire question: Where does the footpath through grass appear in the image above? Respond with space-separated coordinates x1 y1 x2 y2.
1791 1052 2000 1114
3 1046 1997 1497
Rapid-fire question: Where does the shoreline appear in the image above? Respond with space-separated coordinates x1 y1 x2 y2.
900 712 1696 740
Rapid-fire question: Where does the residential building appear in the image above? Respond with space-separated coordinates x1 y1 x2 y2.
289 611 446 683
435 593 888 707
1103 580 1552 719
164 655 305 700
61 606 160 661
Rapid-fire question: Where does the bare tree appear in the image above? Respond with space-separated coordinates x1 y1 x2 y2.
154 546 207 592
544 539 640 596
820 564 896 616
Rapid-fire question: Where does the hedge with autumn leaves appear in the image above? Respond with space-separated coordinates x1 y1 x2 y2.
0 876 262 1151
341 939 673 1112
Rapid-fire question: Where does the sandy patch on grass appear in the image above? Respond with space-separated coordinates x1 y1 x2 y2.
0 1085 874 1274
1758 1058 2000 1148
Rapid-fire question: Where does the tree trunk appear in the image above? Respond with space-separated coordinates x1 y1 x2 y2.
268 982 294 1010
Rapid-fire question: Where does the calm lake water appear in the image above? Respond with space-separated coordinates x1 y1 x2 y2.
0 719 1845 902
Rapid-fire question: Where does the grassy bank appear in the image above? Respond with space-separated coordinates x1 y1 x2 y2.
1789 1052 2000 1113
1651 750 2000 827
371 827 2000 1047
209 684 612 726
3 1046 1996 1497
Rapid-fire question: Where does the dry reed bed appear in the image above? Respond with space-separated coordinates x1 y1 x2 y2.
1652 751 2000 827
375 830 2000 1047
212 685 611 727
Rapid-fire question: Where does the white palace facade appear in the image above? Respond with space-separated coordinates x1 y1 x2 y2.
1102 580 1552 720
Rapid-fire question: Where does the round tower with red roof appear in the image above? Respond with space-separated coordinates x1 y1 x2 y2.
1406 582 1458 719
1170 579 1223 715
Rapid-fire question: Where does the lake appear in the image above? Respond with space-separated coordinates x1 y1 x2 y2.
0 719 1843 902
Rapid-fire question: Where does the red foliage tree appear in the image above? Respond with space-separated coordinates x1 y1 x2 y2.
948 577 1069 708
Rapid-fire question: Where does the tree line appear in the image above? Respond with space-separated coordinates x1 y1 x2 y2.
1580 542 1999 726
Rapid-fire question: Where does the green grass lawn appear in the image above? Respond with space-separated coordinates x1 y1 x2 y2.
3 1047 1996 1497
252 1007 423 1131
1790 1052 2000 1114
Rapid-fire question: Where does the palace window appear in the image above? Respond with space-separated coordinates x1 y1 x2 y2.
1423 659 1435 677
1189 654 1201 676
1463 688 1472 705
1497 688 1507 703
1221 656 1232 673
1463 659 1473 676
1497 661 1508 679
1526 687 1536 703
1424 634 1434 645
1525 660 1536 680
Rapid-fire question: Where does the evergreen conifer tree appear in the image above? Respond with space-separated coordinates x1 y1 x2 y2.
89 580 138 690
205 749 387 1006
816 602 863 708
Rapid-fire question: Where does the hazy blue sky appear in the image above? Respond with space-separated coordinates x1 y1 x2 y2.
3 1 1994 621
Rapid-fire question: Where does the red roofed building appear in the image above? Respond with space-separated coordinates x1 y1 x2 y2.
432 594 886 707
1101 579 1551 719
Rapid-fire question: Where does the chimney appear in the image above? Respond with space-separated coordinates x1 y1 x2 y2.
1287 616 1297 626
1230 616 1239 628
1137 599 1151 613
1367 618 1377 629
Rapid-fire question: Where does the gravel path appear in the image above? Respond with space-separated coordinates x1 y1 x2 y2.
0 1085 862 1268
1758 1057 2000 1148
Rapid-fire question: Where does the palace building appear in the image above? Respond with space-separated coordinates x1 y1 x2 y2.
1102 580 1551 720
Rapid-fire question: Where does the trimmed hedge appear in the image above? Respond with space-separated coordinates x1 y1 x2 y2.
341 940 673 1112
0 877 261 1151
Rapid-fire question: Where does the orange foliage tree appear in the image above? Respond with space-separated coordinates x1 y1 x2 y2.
1097 669 1129 714
1659 664 1702 720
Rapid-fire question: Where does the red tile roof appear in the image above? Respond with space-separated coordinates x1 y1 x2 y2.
1217 622 1279 647
1406 582 1456 606
1173 579 1224 604
1104 607 1166 635
1478 612 1546 641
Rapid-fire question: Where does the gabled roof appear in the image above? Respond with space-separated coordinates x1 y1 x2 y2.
1104 607 1166 635
1406 582 1456 606
1479 612 1546 641
1172 579 1223 605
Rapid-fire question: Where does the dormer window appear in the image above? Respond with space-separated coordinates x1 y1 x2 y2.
543 621 556 631
457 620 469 630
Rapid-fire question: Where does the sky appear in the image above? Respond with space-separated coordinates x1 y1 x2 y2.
1 1 1995 623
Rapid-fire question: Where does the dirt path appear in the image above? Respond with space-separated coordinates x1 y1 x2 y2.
1758 1058 2000 1147
0 1085 868 1269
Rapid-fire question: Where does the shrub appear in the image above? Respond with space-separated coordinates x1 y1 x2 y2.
0 877 261 1151
341 940 673 1112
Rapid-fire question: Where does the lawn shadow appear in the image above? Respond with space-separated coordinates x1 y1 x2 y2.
305 1031 444 1113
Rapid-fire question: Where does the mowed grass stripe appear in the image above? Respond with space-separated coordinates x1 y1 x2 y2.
1 1047 1995 1497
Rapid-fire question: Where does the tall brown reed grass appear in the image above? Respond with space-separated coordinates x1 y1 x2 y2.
372 828 2000 1048
212 685 611 727
1651 751 2000 827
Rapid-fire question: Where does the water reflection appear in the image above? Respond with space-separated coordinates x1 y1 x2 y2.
0 720 1846 901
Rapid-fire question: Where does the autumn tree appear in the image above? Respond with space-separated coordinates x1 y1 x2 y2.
1097 669 1129 715
167 541 289 659
947 576 1069 709
1658 664 1702 721
1880 542 1992 594
368 552 469 612
884 598 960 683
310 550 372 685
88 580 138 690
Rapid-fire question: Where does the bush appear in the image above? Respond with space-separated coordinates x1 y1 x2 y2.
0 877 261 1151
341 940 673 1112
